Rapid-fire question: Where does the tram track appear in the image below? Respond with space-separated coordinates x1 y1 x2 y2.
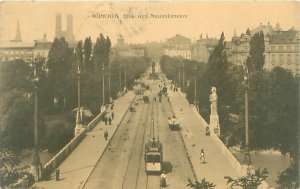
121 96 153 189
145 95 161 189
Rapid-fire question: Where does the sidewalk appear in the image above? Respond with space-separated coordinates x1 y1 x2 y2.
168 89 241 188
36 91 135 189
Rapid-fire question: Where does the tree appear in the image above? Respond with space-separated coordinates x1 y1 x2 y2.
47 37 74 112
0 60 45 150
246 31 265 71
187 178 216 189
0 148 34 188
224 168 268 189
83 37 92 69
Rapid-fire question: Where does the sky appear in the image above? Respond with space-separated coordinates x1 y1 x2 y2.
0 1 300 45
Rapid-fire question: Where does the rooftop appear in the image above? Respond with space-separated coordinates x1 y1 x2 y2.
269 30 299 44
0 41 35 48
34 42 52 50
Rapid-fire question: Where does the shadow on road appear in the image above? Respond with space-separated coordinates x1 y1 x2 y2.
163 161 173 173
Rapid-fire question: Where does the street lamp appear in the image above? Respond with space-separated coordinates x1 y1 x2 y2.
243 63 251 165
76 64 81 124
30 57 43 181
171 65 174 85
194 64 197 106
124 63 127 90
102 63 105 106
119 63 122 90
178 63 181 89
182 61 185 91
108 55 111 104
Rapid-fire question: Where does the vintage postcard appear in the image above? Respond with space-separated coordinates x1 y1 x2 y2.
0 1 299 189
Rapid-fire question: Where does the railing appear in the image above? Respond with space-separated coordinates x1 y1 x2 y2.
191 106 271 189
42 111 106 180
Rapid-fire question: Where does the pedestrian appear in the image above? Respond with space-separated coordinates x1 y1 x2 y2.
104 117 108 125
55 169 60 181
104 130 108 141
111 112 114 119
108 117 112 125
200 149 205 163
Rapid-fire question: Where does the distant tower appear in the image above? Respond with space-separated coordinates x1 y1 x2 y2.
15 20 22 42
234 28 237 37
55 13 62 38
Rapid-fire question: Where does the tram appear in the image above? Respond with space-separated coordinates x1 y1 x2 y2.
145 138 163 173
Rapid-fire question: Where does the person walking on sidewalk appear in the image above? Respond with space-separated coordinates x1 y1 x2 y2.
200 149 206 163
104 130 108 141
104 117 108 125
108 117 112 125
111 112 114 119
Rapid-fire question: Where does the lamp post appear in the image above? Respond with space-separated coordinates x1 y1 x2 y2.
108 56 111 104
102 63 105 106
194 64 197 105
119 63 122 89
30 57 43 181
178 64 181 89
182 61 185 92
124 63 127 90
243 63 251 165
171 65 174 85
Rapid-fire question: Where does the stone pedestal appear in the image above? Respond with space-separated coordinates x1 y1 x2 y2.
74 123 84 136
209 114 220 136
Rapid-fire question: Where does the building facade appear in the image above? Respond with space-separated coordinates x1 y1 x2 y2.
192 36 218 62
114 36 145 57
264 29 300 76
0 41 35 62
163 34 192 60
227 23 300 76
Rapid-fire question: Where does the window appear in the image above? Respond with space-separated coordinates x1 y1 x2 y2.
279 54 283 64
271 54 276 65
287 54 291 64
279 46 283 51
271 46 275 51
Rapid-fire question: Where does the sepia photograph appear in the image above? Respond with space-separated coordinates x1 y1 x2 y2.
0 1 299 188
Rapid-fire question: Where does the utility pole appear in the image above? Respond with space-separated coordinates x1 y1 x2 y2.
194 64 197 105
125 63 127 89
102 63 105 106
108 55 111 104
31 58 42 181
182 62 185 91
243 63 251 165
178 65 181 88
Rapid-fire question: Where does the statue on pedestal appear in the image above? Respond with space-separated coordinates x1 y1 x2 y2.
209 87 220 136
210 87 218 115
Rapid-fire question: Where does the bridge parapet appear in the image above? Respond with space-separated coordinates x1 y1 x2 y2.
42 111 106 180
191 106 271 189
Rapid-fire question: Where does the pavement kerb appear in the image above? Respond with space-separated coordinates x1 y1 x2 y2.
79 93 136 189
168 91 199 183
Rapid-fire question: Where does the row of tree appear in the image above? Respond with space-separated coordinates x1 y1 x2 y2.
160 31 299 187
0 34 149 153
